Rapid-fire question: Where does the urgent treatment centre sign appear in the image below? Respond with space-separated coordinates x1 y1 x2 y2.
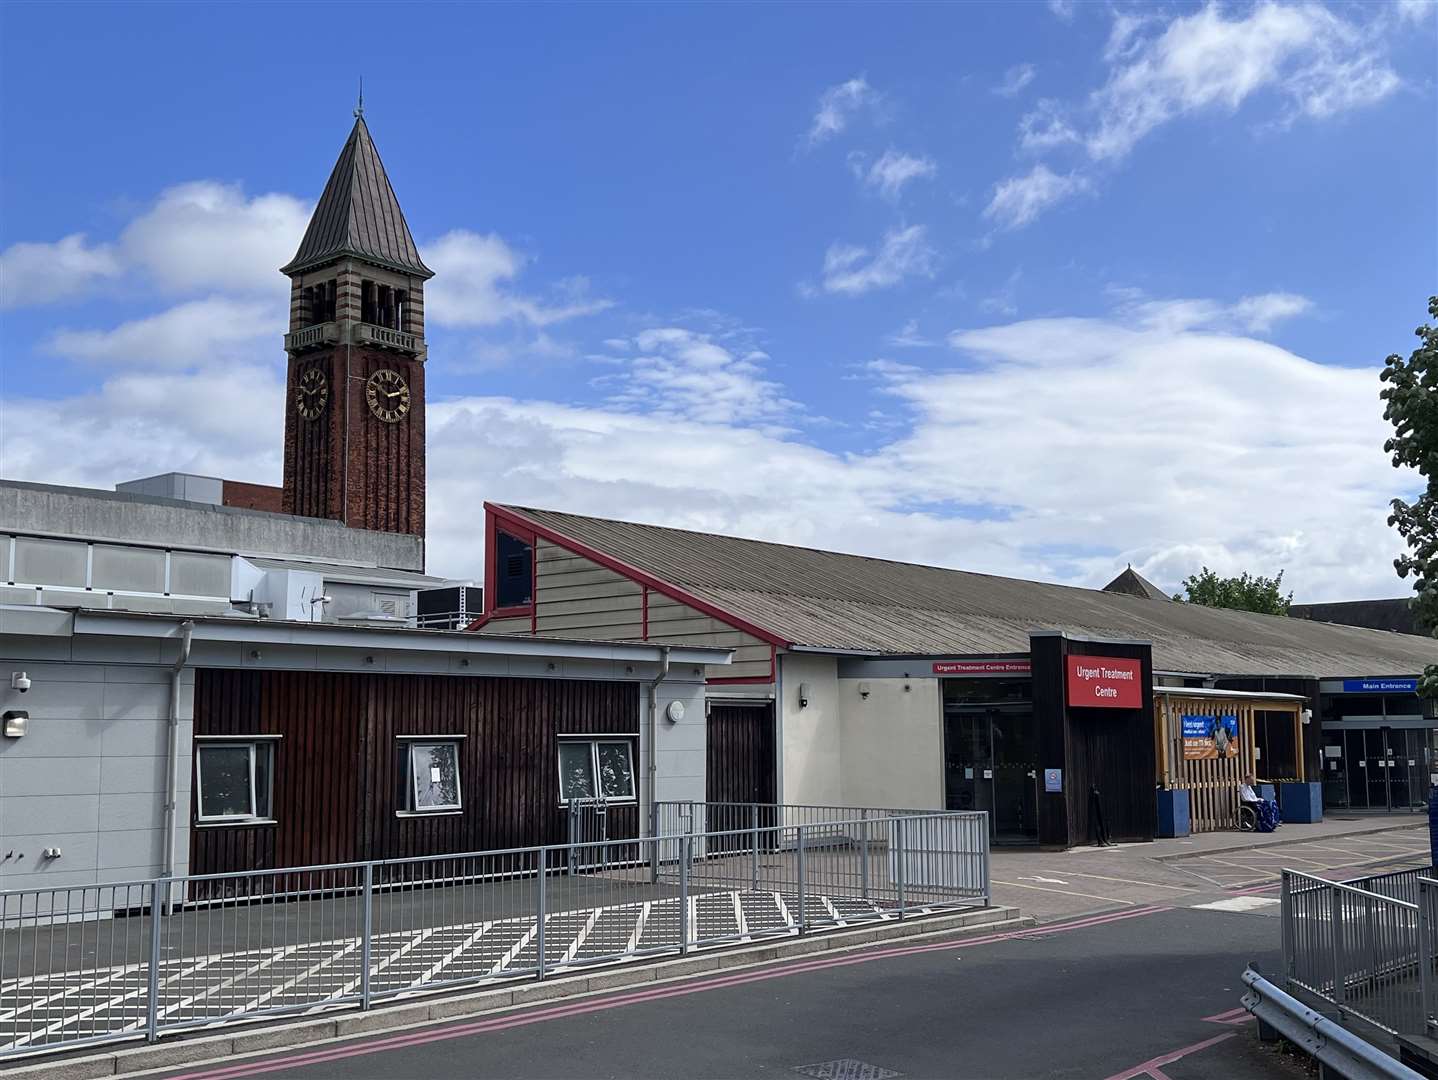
932 659 1033 676
1065 656 1143 709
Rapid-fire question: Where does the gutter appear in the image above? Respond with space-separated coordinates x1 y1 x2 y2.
645 646 671 834
162 620 196 896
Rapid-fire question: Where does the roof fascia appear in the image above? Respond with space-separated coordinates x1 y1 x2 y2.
68 610 732 666
485 504 790 648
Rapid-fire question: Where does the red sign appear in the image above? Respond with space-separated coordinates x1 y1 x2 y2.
1066 656 1143 709
932 659 1032 676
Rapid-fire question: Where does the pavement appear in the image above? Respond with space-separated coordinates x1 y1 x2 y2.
138 904 1313 1080
988 814 1430 922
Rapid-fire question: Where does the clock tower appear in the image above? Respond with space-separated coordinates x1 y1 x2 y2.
280 110 432 539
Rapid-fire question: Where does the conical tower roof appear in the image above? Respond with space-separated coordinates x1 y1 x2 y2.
281 115 432 278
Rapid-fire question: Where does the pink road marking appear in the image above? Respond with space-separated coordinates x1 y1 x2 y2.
1201 1006 1248 1024
1101 1030 1237 1080
162 905 1173 1080
1146 1067 1176 1080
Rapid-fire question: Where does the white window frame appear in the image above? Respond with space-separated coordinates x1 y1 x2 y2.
402 738 464 815
557 737 637 805
195 740 275 824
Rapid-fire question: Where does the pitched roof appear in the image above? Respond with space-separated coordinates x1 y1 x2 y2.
281 116 432 279
1102 566 1171 602
496 503 1438 679
1291 598 1423 637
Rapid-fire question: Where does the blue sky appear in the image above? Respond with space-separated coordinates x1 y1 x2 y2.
1 1 1434 600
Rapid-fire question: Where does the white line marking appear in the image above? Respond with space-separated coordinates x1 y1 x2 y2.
560 908 602 966
490 917 542 976
625 902 652 953
993 879 1138 905
732 893 749 941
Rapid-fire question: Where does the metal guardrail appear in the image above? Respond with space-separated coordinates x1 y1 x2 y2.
0 806 987 1060
1282 868 1425 1035
1243 967 1423 1080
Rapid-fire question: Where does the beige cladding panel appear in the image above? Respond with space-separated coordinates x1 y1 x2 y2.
480 616 531 635
533 540 643 640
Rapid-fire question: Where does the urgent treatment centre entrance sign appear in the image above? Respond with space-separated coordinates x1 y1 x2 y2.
1065 656 1143 709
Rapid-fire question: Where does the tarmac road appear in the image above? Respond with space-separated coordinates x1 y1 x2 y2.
150 904 1308 1080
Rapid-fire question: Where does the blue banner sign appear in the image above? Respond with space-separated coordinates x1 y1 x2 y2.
1341 678 1419 694
1181 714 1239 760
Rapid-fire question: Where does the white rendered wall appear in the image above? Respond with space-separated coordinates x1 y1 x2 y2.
838 675 944 810
777 652 843 806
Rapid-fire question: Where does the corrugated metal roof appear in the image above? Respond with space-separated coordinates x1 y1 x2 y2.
500 504 1438 679
281 117 432 278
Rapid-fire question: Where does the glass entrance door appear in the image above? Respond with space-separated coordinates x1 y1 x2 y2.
944 704 1038 844
1338 727 1431 811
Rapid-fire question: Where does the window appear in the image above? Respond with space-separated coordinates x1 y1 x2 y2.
196 742 273 823
494 531 533 608
558 739 636 804
402 740 463 813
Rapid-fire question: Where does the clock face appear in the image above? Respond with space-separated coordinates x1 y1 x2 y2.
365 368 411 423
295 368 328 420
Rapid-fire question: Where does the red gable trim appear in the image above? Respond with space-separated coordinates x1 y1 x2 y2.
481 503 791 649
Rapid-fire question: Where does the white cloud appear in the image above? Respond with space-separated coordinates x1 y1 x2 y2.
851 149 937 201
0 181 308 309
983 165 1090 230
423 230 613 328
6 294 1408 604
1083 3 1401 162
887 319 934 348
1047 0 1076 22
601 327 796 427
978 268 1023 317
992 3 1406 229
821 225 937 295
806 76 881 146
0 234 122 308
120 182 311 294
43 297 281 367
993 64 1037 97
1113 290 1313 335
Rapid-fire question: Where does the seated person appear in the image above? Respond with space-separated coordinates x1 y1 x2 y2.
1239 775 1262 808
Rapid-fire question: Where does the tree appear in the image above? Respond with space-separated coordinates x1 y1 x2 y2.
1172 567 1293 615
1380 296 1438 696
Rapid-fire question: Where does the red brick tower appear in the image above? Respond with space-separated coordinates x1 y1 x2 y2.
280 109 432 538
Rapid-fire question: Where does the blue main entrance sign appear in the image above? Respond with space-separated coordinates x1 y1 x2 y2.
1341 678 1420 694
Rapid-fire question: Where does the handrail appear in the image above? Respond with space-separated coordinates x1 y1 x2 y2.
1242 967 1422 1080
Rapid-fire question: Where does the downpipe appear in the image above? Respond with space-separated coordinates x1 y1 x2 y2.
646 646 672 836
162 620 196 904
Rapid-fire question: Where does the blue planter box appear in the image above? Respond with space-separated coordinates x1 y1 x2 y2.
1280 781 1323 824
1157 788 1191 838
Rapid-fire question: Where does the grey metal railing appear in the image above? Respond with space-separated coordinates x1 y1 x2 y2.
1282 868 1428 1036
0 807 987 1060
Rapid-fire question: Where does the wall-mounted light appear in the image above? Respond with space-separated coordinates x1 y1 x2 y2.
10 672 30 693
665 700 686 724
3 710 29 738
858 682 871 700
798 682 810 708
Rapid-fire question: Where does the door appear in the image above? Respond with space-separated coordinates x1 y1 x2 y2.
1344 729 1370 809
1365 728 1389 810
706 703 777 851
943 705 1037 844
990 706 1039 844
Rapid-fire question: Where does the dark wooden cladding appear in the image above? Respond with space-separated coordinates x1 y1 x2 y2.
190 669 639 881
705 704 777 852
1032 635 1156 848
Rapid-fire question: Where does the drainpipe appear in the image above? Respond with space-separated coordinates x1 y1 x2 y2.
645 646 672 835
163 621 196 893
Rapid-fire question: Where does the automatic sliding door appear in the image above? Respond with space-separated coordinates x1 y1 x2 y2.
1344 729 1370 809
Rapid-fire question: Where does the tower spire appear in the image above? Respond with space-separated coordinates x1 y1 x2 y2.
355 76 364 119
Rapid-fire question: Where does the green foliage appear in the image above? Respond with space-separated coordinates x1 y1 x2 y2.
1172 566 1293 615
1380 296 1438 696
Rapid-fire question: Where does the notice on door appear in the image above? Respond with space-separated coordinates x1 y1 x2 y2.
1181 714 1239 760
1065 656 1143 709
